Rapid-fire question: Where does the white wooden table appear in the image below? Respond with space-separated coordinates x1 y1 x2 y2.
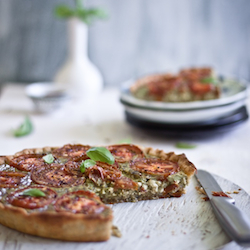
0 83 250 250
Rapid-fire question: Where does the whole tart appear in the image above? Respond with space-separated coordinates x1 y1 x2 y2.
0 144 196 242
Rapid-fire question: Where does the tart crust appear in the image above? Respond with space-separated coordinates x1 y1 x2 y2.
0 202 113 241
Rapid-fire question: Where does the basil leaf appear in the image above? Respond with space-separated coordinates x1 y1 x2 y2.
21 189 46 197
13 116 33 137
80 159 96 173
54 5 74 19
54 0 107 25
201 77 217 85
175 142 196 149
86 147 115 164
77 8 107 24
43 154 54 164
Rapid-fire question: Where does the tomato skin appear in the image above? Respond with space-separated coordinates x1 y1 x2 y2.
54 190 106 214
107 144 144 163
84 161 138 190
86 162 120 181
52 144 91 160
63 155 92 177
180 67 212 81
147 76 182 100
113 176 138 190
0 172 27 188
63 161 82 176
190 82 213 94
31 165 85 188
130 158 179 179
7 154 46 172
6 186 57 209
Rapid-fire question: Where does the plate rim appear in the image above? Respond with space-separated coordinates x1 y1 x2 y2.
124 106 248 129
120 96 247 112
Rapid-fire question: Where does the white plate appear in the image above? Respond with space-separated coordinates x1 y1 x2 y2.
120 77 248 111
0 175 249 250
122 99 246 123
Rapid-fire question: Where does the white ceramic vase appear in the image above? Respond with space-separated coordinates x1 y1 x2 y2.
54 17 103 97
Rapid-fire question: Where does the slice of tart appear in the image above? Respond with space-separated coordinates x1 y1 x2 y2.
130 67 220 102
0 143 196 241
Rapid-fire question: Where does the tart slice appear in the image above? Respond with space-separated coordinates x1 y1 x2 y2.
0 143 196 242
130 67 220 102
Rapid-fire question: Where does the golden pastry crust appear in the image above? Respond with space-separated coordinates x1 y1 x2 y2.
0 202 113 242
0 144 196 242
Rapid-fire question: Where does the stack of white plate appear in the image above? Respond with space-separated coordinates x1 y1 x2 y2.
120 77 249 126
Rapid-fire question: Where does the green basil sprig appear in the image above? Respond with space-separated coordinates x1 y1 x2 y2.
80 159 96 173
43 154 55 164
86 147 115 165
175 142 196 149
13 116 33 137
55 0 107 25
21 189 46 197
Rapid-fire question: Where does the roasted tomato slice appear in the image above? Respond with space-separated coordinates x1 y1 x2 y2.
190 82 213 94
52 144 91 160
7 154 46 172
31 165 85 188
107 144 144 163
130 158 179 179
6 186 57 209
63 161 82 176
63 155 90 176
85 162 138 190
147 76 182 99
113 176 138 190
180 67 212 81
54 190 106 214
0 172 28 188
85 162 122 183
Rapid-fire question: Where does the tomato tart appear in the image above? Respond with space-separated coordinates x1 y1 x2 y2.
0 144 196 242
130 67 220 102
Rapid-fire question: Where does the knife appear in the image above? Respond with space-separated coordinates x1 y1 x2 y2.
195 169 250 247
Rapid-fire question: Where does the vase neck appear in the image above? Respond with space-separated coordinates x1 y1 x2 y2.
67 18 89 62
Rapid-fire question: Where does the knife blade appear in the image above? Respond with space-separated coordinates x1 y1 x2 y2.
196 169 250 247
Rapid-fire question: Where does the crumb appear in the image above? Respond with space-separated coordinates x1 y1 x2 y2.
195 186 206 195
212 191 231 198
112 225 122 238
233 191 239 194
226 191 231 194
202 197 209 201
239 188 242 191
146 235 150 238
